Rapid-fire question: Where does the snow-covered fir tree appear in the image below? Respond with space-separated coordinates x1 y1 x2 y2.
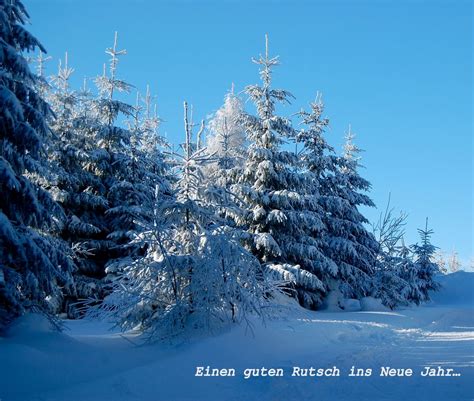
29 50 51 97
68 33 173 315
42 53 114 311
136 85 168 166
104 84 171 281
91 31 135 258
292 95 345 307
318 126 380 300
206 85 246 171
45 33 156 312
96 102 268 338
201 86 249 225
231 36 327 307
407 219 440 304
0 0 74 328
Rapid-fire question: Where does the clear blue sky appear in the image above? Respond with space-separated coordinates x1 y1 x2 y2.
26 0 472 265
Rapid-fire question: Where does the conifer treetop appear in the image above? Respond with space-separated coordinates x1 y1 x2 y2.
53 52 74 93
32 50 52 78
343 125 363 164
246 34 294 125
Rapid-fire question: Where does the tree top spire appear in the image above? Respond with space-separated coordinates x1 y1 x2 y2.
265 33 269 61
32 50 51 78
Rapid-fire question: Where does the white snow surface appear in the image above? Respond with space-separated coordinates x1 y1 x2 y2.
1 272 473 401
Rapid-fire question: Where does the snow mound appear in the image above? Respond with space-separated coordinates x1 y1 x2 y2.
360 296 389 311
341 298 361 312
430 271 474 307
6 313 56 338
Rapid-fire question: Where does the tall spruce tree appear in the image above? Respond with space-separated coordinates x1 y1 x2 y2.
231 36 326 307
92 31 135 257
83 32 172 307
318 126 379 300
0 0 74 328
44 54 111 311
104 85 171 279
293 96 344 306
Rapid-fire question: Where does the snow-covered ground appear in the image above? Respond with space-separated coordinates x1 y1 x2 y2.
1 272 472 401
